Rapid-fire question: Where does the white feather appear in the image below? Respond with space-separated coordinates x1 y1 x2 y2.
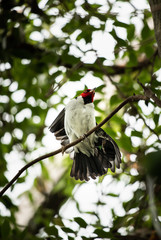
65 96 96 156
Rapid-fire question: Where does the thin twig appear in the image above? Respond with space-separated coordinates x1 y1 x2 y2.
137 79 161 108
45 62 83 98
0 95 148 197
97 60 159 139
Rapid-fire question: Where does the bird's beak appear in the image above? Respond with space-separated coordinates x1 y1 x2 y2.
90 88 96 94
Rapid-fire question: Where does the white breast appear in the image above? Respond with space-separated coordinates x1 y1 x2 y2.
64 96 96 156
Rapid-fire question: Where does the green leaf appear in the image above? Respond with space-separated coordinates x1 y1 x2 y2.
111 115 126 126
110 29 127 47
40 162 50 179
0 174 8 186
141 23 152 39
16 176 26 184
76 30 92 43
131 130 142 138
1 196 18 211
155 125 161 134
94 229 112 238
127 51 138 66
53 217 64 227
127 24 135 41
62 49 79 65
96 84 106 92
68 71 82 82
74 217 88 228
68 237 75 240
113 21 129 28
45 226 58 237
108 193 119 197
119 134 132 152
62 227 75 234
1 219 11 239
110 94 122 106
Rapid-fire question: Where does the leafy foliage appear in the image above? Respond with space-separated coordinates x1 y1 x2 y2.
0 0 161 239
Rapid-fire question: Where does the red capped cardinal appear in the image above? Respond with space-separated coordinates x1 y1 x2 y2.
49 89 121 181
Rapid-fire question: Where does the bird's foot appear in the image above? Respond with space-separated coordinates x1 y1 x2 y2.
82 133 88 140
61 146 66 155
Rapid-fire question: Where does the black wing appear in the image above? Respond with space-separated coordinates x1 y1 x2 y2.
49 108 69 146
70 128 121 181
95 128 121 172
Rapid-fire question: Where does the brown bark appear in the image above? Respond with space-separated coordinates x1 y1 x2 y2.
149 0 161 57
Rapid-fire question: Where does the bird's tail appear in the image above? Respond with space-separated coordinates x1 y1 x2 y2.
70 129 121 181
70 151 108 181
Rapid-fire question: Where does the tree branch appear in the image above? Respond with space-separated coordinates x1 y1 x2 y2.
149 0 161 57
0 95 148 197
83 58 152 76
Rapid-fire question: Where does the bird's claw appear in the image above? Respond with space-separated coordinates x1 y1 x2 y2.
82 133 87 140
62 146 66 155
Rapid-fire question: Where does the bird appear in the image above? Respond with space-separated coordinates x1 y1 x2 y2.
49 88 121 181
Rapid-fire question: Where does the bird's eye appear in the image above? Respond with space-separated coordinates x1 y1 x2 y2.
83 89 91 94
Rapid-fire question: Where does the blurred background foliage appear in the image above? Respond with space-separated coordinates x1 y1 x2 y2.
0 0 161 239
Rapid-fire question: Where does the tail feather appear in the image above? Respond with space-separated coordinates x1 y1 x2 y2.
71 152 95 181
87 156 100 178
70 153 85 181
70 128 121 181
81 157 88 181
85 158 95 180
95 148 112 169
74 156 80 180
89 152 106 176
78 157 84 181
70 151 107 181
